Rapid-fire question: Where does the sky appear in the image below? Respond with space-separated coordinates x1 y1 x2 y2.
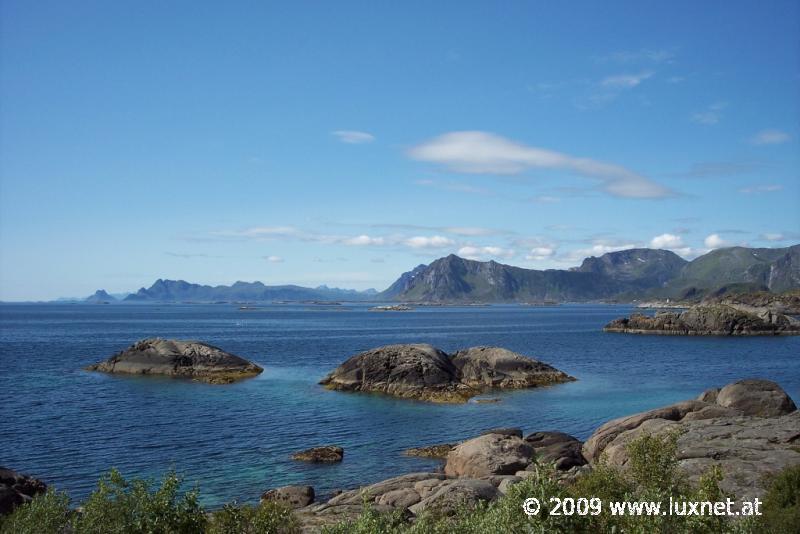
1 0 799 300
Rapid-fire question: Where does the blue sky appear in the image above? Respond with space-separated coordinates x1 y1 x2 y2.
1 0 798 300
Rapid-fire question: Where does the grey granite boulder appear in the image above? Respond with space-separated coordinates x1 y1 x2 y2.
260 485 315 508
445 433 534 477
452 347 575 389
319 344 473 403
524 431 587 470
84 338 263 384
716 379 797 416
480 427 523 438
320 344 574 403
408 479 498 516
581 379 800 502
0 468 47 515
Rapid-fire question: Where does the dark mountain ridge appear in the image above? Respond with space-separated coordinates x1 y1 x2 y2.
382 244 800 303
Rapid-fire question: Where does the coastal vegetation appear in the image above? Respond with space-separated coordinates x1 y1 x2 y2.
3 434 799 533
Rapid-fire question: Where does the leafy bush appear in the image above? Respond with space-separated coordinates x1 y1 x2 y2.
0 489 71 534
73 469 206 534
208 501 301 534
752 464 800 534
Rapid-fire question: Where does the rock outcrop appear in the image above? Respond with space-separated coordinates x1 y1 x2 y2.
0 468 47 515
84 338 263 384
452 347 574 389
524 432 587 471
403 443 456 459
582 379 800 501
261 485 315 509
291 446 344 463
604 304 800 335
319 344 573 403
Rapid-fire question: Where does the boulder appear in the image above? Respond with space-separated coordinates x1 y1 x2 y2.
408 479 498 516
84 338 263 384
445 434 534 477
716 379 797 416
291 446 343 463
524 431 587 470
451 347 575 389
0 468 47 515
319 344 473 403
581 379 800 502
320 344 574 403
260 485 315 508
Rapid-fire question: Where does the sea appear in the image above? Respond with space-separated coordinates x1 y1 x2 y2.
1 303 799 507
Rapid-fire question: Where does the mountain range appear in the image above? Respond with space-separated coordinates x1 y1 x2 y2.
80 244 799 304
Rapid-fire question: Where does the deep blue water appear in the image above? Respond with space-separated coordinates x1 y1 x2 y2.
1 303 799 507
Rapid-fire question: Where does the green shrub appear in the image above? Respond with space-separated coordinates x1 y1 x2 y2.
73 468 206 534
208 501 301 534
0 489 71 534
752 464 800 534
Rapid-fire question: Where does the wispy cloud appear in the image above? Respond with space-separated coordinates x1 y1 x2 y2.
341 235 386 246
600 71 654 89
674 161 764 178
750 129 791 145
525 246 556 261
165 252 221 259
408 131 675 198
691 102 727 125
404 236 455 249
596 48 676 64
739 184 783 194
370 223 510 237
759 232 799 242
457 245 515 261
264 255 284 263
331 130 375 144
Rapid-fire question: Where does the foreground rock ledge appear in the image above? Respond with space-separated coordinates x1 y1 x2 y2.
293 378 798 531
84 338 263 384
319 344 574 403
604 304 800 336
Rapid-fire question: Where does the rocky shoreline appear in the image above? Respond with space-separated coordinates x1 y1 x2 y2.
4 378 799 531
605 304 800 336
319 344 575 403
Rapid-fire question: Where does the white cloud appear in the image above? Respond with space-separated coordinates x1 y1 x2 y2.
650 233 684 249
404 236 455 249
331 130 375 144
691 102 727 125
264 255 284 263
531 195 561 204
750 129 791 145
525 247 556 261
342 235 385 246
598 49 675 64
739 184 783 194
704 234 728 249
457 245 515 261
761 233 785 242
211 226 301 239
600 71 653 88
408 131 673 198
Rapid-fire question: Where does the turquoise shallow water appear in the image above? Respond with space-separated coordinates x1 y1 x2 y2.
1 303 799 506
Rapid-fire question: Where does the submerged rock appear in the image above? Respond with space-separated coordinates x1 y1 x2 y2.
582 379 800 502
84 338 263 384
0 468 47 515
319 344 573 403
604 304 800 336
403 443 457 459
291 446 344 463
